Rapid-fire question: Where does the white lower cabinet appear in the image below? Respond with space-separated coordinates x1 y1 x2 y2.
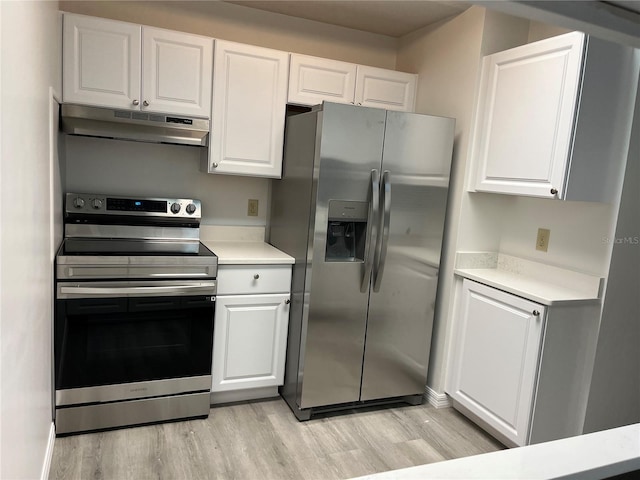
212 293 289 391
447 279 545 447
211 265 291 402
447 277 602 447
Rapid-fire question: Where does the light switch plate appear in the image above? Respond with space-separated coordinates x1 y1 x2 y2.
247 199 259 217
536 228 550 252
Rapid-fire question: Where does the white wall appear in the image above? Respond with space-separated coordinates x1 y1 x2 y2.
0 1 61 478
497 198 617 276
397 3 638 443
397 6 626 398
397 6 488 395
527 20 572 43
65 136 270 226
396 7 536 395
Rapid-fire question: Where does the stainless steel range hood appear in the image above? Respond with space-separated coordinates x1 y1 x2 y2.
61 104 210 147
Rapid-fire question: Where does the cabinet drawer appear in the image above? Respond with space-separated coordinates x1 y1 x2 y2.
217 265 291 295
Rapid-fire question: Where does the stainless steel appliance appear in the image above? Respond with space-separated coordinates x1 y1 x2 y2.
61 104 210 146
54 193 217 435
270 102 455 420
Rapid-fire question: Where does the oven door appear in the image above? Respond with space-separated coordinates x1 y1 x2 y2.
55 280 215 407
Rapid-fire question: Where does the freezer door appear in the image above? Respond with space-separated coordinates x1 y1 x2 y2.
360 111 455 401
299 103 386 409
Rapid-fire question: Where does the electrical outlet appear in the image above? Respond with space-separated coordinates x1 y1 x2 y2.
536 228 550 252
247 199 259 217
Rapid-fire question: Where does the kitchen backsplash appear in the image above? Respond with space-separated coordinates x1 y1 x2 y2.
64 135 270 226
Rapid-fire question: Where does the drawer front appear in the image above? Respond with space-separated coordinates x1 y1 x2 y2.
217 265 291 295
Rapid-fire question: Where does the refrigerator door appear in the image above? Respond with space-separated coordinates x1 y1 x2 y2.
299 103 386 409
360 111 455 401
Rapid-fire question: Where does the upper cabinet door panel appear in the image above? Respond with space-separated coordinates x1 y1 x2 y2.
210 41 289 178
142 27 213 117
472 32 585 198
288 54 357 106
354 66 417 112
63 14 141 109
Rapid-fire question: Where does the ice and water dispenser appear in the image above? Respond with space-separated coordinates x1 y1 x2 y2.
325 200 368 262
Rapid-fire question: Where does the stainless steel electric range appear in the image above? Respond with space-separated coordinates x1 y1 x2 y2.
54 193 217 435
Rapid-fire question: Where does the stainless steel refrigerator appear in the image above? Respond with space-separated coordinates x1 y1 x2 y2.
270 102 455 420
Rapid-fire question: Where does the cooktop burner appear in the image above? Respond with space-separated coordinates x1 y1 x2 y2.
61 238 216 256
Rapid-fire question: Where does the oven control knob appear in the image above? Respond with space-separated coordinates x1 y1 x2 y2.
186 203 197 215
91 198 103 210
73 196 85 209
170 202 181 214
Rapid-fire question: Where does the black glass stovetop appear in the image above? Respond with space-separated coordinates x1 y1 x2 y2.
61 238 216 257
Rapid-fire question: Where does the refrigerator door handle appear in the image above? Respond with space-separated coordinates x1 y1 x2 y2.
361 169 380 293
373 170 391 292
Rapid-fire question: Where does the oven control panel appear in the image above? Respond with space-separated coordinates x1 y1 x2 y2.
65 193 201 219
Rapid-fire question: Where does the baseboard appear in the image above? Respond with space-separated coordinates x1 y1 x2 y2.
425 386 452 409
210 386 279 405
40 422 55 480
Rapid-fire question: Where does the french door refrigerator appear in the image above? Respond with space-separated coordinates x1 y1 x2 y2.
270 102 455 420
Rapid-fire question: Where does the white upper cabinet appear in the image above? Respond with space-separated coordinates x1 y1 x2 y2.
470 31 640 202
471 32 584 199
288 54 357 106
63 14 213 117
142 27 213 117
287 54 417 112
355 65 417 112
208 40 289 178
63 14 141 109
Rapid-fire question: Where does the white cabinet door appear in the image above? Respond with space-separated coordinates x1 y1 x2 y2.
448 280 545 446
288 54 357 106
471 32 585 198
63 14 141 109
288 54 418 112
354 65 417 112
212 293 290 392
142 27 213 117
209 41 289 178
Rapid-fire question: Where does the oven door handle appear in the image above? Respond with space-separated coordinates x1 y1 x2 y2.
58 282 217 299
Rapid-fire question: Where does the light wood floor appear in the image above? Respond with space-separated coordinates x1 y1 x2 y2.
49 397 504 480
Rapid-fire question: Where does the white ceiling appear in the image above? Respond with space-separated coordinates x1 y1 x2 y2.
224 1 470 37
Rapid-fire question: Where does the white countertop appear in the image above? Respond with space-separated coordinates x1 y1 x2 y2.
454 252 603 306
199 225 294 265
455 269 600 305
202 240 294 265
351 423 640 480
